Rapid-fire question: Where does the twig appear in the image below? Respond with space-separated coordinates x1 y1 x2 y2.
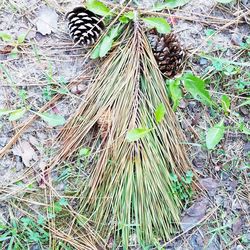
0 72 90 158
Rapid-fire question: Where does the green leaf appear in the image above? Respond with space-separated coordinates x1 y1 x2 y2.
97 24 121 58
90 43 101 59
152 0 190 11
58 197 68 206
206 119 225 150
28 231 40 242
155 103 166 123
37 112 65 127
79 147 90 156
170 173 178 182
37 215 45 225
8 108 26 121
109 24 121 39
0 109 13 117
0 32 12 42
185 170 193 184
167 79 182 111
119 11 135 23
239 123 250 135
242 126 250 135
54 202 62 213
142 17 171 34
17 33 26 44
86 0 111 16
216 0 234 3
126 128 151 142
221 95 230 114
99 35 114 58
10 47 18 59
205 28 216 37
183 73 213 106
21 217 33 226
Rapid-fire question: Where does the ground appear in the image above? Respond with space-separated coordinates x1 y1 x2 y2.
0 0 249 249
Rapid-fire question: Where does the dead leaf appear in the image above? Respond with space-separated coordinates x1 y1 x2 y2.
200 178 219 196
232 218 243 236
12 141 37 166
36 7 58 35
181 198 208 231
0 45 14 54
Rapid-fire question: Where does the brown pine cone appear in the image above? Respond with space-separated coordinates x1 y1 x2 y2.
148 28 186 78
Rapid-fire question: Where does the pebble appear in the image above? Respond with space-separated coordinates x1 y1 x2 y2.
199 58 208 65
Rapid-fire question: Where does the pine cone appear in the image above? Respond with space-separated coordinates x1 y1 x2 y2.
148 29 186 78
97 109 112 140
67 7 104 46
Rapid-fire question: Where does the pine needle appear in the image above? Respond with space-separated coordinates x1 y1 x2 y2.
52 21 195 247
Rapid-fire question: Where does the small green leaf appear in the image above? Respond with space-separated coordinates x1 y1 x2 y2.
54 202 62 213
155 103 166 123
126 128 151 142
109 24 121 39
119 11 135 23
58 197 68 206
206 119 225 150
10 47 18 59
183 73 213 106
0 109 13 117
37 215 45 225
170 173 178 182
90 43 101 59
184 170 193 184
221 95 230 114
204 28 216 37
0 32 12 42
99 35 113 58
96 24 121 58
21 217 33 226
152 0 190 10
9 108 26 121
79 147 90 156
17 33 26 44
167 79 182 111
86 0 111 16
28 231 40 242
142 17 171 34
239 123 250 135
37 112 65 127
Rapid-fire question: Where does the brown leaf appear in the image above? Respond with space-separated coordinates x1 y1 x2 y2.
36 7 58 35
0 45 14 54
12 141 37 166
232 218 243 236
181 198 208 231
200 178 219 196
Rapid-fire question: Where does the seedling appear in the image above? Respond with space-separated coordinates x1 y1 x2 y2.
0 31 27 58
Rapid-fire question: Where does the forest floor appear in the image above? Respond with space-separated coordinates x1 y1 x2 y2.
0 0 249 249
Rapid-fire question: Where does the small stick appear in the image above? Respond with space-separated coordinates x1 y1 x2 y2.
0 72 90 158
